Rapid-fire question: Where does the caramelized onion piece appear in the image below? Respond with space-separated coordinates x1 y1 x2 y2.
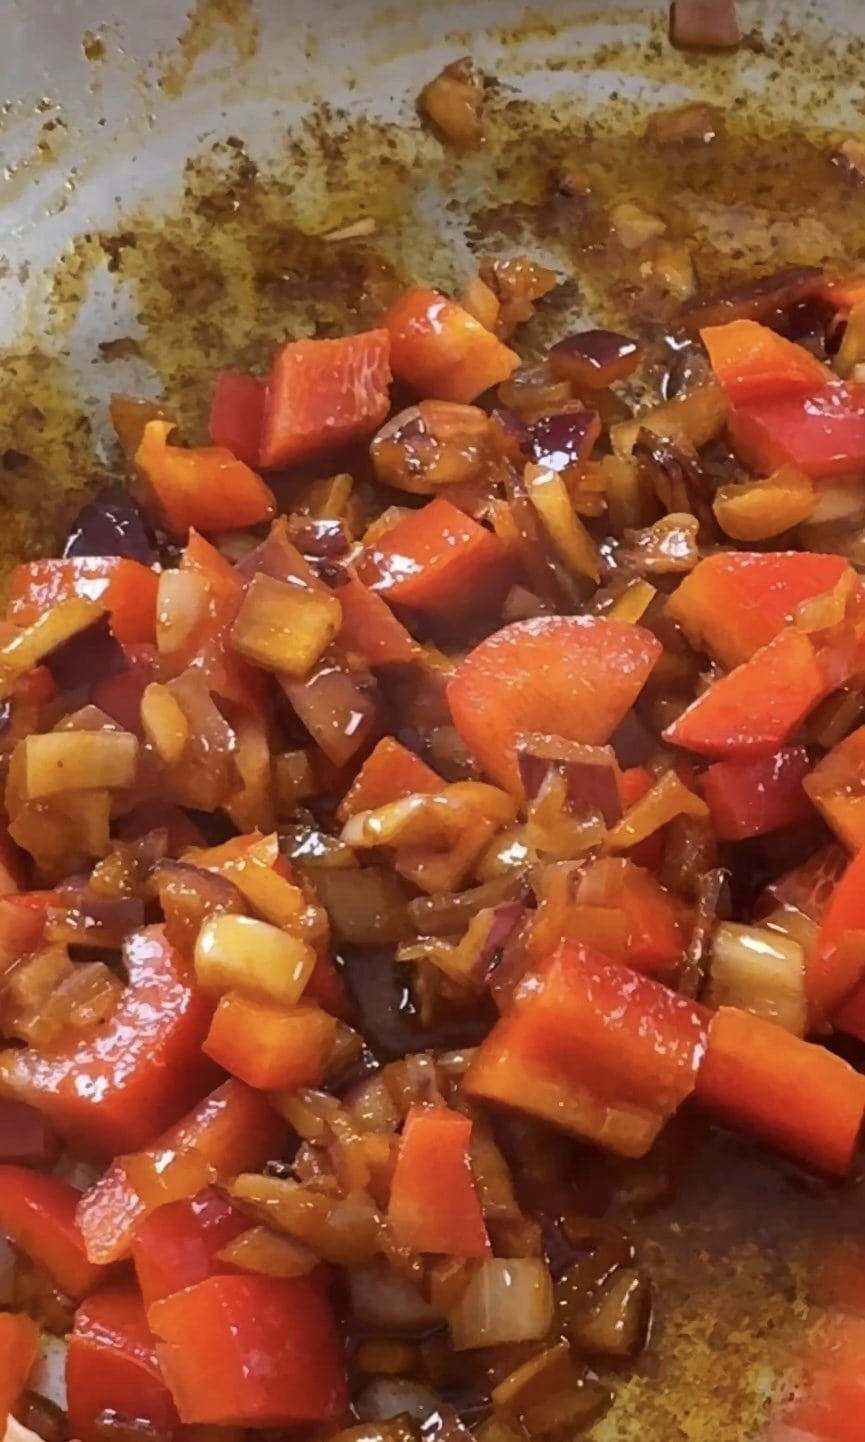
372 402 502 495
713 466 815 540
707 921 807 1036
682 265 823 333
517 736 622 826
549 330 641 390
611 384 727 458
448 1258 555 1350
419 58 484 150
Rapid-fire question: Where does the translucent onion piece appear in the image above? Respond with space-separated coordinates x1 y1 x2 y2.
194 913 316 1004
606 578 657 625
491 1339 611 1435
218 1225 317 1278
713 467 815 541
610 201 667 250
231 571 342 678
341 782 517 850
0 598 104 698
525 464 600 582
313 866 416 945
20 729 138 800
274 750 317 814
156 569 208 656
611 383 727 458
348 1257 442 1330
230 1174 383 1264
606 770 708 851
448 1257 555 1350
356 1377 445 1427
372 401 500 495
622 513 700 574
707 921 807 1036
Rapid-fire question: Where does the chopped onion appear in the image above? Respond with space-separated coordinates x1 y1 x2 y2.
835 299 865 378
194 913 316 1003
152 859 246 952
110 393 175 461
30 1334 68 1413
0 1096 59 1167
372 402 500 495
45 616 127 692
525 464 600 582
707 921 807 1036
281 649 378 769
611 383 727 459
230 1174 383 1264
448 1257 554 1351
517 735 622 826
491 1340 611 1434
348 1257 442 1330
341 782 516 851
356 1377 445 1426
529 410 600 473
714 467 815 540
0 598 104 698
479 256 558 339
568 1268 650 1358
344 1074 402 1134
140 681 188 765
274 750 317 813
313 866 416 945
408 875 529 936
682 266 823 333
607 578 657 624
419 57 484 151
218 1225 317 1278
610 201 667 250
19 729 137 800
65 482 157 565
622 513 700 573
231 572 342 678
549 329 640 390
156 569 208 656
606 770 708 851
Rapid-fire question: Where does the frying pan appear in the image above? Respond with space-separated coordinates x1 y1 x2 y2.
4 1 865 1436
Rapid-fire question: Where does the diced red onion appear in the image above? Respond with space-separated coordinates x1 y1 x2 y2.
530 410 599 472
45 617 127 691
516 735 622 825
548 330 640 389
448 1257 555 1350
288 516 351 560
683 266 823 332
0 1096 59 1167
64 483 157 564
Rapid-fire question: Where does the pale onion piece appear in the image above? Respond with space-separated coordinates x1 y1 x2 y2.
30 1333 68 1411
610 201 667 250
356 1377 445 1427
156 568 208 656
706 921 807 1036
448 1257 555 1351
231 571 343 677
606 770 708 851
140 682 189 766
396 816 496 895
229 1174 382 1265
525 463 600 582
806 478 865 526
274 750 317 814
611 383 727 458
21 729 138 800
642 239 696 301
491 1340 608 1431
607 578 657 624
4 1419 44 1442
713 467 815 541
323 216 378 241
345 1074 402 1134
475 824 531 882
341 782 516 850
762 904 819 959
348 1257 442 1330
0 597 104 697
218 1225 317 1277
223 848 309 928
835 299 865 379
269 1085 340 1141
462 274 500 331
194 913 316 1004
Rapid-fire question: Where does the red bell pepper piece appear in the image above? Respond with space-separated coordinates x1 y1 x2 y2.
384 287 519 403
811 848 865 1032
730 383 865 480
447 616 662 797
150 1274 348 1425
92 643 157 735
764 842 848 924
335 567 421 666
695 1005 865 1175
7 557 159 646
0 1096 59 1168
208 370 266 466
700 318 830 404
620 766 664 870
135 420 275 537
0 1312 38 1421
0 1166 108 1299
666 551 853 669
358 496 514 620
77 1079 286 1265
388 1104 489 1257
779 1312 865 1442
203 995 338 1091
259 330 392 470
131 1187 248 1308
0 890 55 973
702 746 814 840
339 736 442 820
67 1282 181 1442
574 858 685 977
465 942 709 1158
0 925 216 1158
804 724 865 853
664 627 834 759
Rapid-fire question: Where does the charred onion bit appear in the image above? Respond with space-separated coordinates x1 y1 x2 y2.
669 0 741 50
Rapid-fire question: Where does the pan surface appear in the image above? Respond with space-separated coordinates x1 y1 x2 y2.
3 3 865 1437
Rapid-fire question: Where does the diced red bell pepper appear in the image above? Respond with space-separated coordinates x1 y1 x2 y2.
131 1187 248 1309
339 736 442 820
664 628 833 759
780 1312 865 1442
209 370 266 466
358 496 514 620
203 994 338 1091
150 1274 348 1425
335 568 421 666
388 1104 489 1257
804 724 865 853
384 287 519 403
0 1166 108 1298
8 557 158 647
259 330 392 470
763 842 848 924
700 318 830 404
666 551 853 669
620 766 664 870
67 1282 181 1442
465 942 709 1158
0 1096 59 1168
77 1079 286 1265
702 746 814 840
0 1312 38 1421
730 383 865 480
0 891 55 974
574 858 685 977
135 420 275 537
448 616 662 797
0 925 216 1158
695 1006 865 1174
811 847 865 1030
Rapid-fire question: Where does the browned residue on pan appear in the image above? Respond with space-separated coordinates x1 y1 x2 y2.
157 0 259 97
